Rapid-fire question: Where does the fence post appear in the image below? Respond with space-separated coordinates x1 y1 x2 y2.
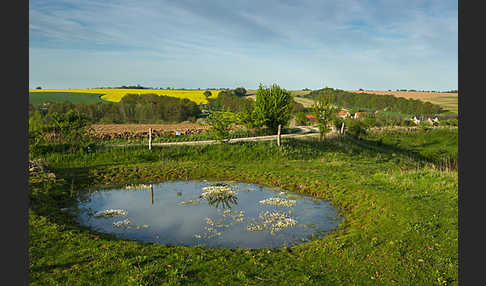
150 184 154 204
340 122 345 135
277 124 281 146
148 128 152 150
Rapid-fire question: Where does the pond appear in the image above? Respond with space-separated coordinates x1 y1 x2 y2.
70 181 343 249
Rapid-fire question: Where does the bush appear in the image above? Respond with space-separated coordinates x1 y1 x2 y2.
346 119 368 139
206 111 236 143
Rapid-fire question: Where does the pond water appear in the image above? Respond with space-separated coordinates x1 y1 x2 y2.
71 181 343 249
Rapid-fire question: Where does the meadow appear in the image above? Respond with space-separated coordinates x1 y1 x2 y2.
29 129 457 285
29 89 221 104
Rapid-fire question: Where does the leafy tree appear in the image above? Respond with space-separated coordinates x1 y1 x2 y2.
203 90 212 100
233 87 247 97
253 84 293 132
312 93 336 141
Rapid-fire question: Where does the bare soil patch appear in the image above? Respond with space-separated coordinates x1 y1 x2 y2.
90 123 210 139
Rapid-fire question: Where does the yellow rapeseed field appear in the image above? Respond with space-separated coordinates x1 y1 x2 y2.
29 89 221 104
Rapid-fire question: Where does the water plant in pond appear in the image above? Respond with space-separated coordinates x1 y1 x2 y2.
123 183 152 190
259 197 297 207
200 185 238 208
200 185 236 200
113 219 132 228
94 209 128 217
247 210 297 234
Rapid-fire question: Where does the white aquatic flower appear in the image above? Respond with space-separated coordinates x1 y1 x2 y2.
259 197 297 207
247 211 297 234
200 186 236 200
94 209 128 217
113 219 132 228
124 184 151 190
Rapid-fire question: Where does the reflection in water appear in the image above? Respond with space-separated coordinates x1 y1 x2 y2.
72 181 343 249
205 195 238 209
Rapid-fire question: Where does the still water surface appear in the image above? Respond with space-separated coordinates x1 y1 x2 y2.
72 181 342 249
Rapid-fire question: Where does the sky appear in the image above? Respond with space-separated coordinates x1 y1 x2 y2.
29 0 458 91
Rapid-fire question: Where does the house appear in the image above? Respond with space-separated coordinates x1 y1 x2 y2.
352 112 364 119
411 115 440 124
352 109 376 119
335 110 350 119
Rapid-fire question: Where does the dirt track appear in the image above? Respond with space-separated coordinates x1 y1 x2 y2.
107 126 321 147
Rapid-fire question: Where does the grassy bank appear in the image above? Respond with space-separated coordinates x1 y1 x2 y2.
29 135 457 285
361 128 458 170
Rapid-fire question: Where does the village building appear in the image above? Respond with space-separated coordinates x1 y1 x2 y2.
411 115 440 124
335 110 350 119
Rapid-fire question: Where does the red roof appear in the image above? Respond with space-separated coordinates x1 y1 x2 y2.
305 114 316 119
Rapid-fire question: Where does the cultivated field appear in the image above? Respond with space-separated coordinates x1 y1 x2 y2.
29 89 221 104
246 90 314 107
29 92 106 105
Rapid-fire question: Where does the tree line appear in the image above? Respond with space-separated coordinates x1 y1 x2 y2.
305 87 443 115
29 93 201 124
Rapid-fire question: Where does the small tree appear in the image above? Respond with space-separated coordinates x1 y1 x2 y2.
312 93 336 141
236 103 257 129
332 116 344 134
234 87 247 97
206 111 235 143
346 119 368 139
253 83 293 133
203 90 212 99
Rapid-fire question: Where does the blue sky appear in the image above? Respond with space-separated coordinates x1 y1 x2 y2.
29 0 458 91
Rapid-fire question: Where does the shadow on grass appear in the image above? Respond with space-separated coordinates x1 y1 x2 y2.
343 135 457 171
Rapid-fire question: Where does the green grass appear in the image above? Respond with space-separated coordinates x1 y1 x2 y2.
94 127 300 145
360 128 458 170
29 92 108 105
29 133 457 285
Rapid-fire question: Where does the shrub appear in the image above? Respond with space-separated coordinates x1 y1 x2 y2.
206 111 236 143
312 93 336 141
346 119 368 139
